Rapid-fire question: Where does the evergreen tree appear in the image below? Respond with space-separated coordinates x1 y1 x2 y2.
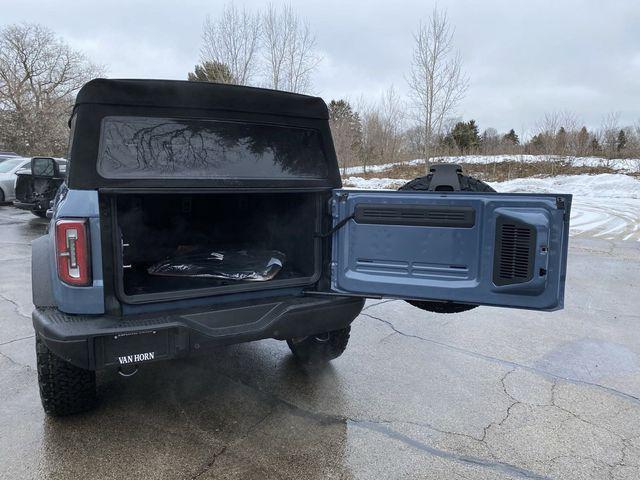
577 127 589 154
556 126 567 153
188 61 237 84
441 133 456 150
590 137 601 154
327 99 362 169
328 99 362 145
503 129 519 145
328 100 353 121
451 120 480 153
529 134 545 153
468 120 480 142
617 129 627 152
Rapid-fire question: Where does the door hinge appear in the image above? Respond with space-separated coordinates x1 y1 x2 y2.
556 197 570 221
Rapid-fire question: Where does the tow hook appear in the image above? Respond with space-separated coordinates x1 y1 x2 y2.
118 365 139 377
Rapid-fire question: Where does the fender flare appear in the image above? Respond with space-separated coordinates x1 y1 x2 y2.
32 235 55 307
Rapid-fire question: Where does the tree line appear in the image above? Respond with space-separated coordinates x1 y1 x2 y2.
189 3 640 171
1 6 639 167
327 96 640 173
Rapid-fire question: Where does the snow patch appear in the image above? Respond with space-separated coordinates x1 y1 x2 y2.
488 173 640 199
343 176 410 190
490 174 640 241
342 155 640 175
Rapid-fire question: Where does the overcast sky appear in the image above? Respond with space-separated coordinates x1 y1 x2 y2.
3 0 638 135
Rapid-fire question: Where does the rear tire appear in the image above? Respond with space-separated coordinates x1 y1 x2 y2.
36 335 97 416
399 171 496 314
287 327 351 365
32 210 47 218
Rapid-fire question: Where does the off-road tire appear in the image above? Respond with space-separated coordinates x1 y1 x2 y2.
399 171 496 314
287 327 351 365
32 210 47 218
36 335 97 416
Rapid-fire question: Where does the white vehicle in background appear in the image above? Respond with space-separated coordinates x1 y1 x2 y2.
0 156 30 203
0 151 19 161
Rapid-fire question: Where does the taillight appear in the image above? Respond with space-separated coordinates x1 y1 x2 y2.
56 219 92 286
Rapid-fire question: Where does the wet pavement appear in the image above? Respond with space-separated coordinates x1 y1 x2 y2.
1 206 640 479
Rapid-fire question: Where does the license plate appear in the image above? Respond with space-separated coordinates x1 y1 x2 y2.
102 329 170 367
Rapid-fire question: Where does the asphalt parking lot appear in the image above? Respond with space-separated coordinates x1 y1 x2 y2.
1 206 640 480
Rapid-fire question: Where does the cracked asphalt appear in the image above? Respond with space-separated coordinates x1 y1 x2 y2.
1 206 640 480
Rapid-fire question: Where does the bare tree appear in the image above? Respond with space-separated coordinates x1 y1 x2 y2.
201 4 261 85
628 121 640 172
600 112 621 162
358 101 382 174
481 127 499 154
357 87 406 170
0 23 102 155
533 111 580 157
407 6 468 168
262 4 321 93
379 85 405 163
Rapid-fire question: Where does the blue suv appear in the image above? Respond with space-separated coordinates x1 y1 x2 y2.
31 79 571 415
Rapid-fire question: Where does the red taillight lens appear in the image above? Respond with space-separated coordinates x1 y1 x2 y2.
56 219 91 286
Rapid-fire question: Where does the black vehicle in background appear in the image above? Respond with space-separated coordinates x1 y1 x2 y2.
14 157 67 217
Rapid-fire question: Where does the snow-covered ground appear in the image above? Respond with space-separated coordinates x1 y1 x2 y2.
342 155 640 175
343 173 640 242
491 174 640 242
343 158 427 175
344 176 410 189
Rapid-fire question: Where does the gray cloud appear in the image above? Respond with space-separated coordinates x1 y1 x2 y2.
2 0 638 134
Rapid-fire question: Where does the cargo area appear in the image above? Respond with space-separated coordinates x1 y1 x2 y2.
111 192 322 302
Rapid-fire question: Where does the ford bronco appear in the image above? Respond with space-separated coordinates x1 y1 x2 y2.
31 79 571 415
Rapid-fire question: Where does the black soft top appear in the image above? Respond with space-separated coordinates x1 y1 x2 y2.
75 79 329 120
67 79 340 190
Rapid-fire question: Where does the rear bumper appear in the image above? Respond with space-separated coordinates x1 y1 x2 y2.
33 294 365 370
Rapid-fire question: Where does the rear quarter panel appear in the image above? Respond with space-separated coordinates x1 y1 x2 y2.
40 189 105 314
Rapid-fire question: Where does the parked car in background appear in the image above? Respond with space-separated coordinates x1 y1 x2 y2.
0 151 19 161
0 156 30 203
14 157 67 217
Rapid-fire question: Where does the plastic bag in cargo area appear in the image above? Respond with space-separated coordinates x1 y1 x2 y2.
147 248 286 281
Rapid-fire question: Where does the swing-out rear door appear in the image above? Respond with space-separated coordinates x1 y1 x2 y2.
330 189 571 311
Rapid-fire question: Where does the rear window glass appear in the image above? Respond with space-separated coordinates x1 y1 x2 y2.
97 116 328 179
